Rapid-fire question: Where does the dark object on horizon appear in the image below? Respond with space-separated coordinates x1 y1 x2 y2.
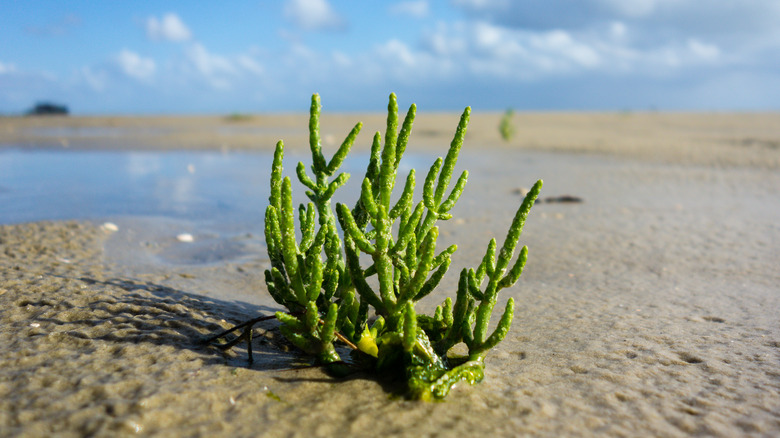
26 102 69 116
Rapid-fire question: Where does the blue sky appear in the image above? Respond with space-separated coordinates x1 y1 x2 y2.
1 0 779 114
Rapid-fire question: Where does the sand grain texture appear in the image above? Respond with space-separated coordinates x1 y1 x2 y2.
1 113 779 437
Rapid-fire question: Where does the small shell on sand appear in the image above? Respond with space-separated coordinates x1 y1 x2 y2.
101 222 119 232
177 233 195 243
512 187 530 196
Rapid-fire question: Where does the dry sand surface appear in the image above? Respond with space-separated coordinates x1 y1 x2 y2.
0 112 779 437
2 111 780 168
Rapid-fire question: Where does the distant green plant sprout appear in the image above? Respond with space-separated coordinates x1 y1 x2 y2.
225 113 253 122
208 93 542 400
499 108 515 142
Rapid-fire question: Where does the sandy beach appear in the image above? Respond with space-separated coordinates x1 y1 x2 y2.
1 112 779 436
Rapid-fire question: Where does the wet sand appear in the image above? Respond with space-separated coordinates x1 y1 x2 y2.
1 113 779 436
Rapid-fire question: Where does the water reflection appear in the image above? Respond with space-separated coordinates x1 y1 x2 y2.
0 149 439 226
0 150 271 225
126 153 164 176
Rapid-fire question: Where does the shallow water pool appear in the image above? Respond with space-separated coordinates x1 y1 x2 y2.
0 149 435 266
0 150 274 226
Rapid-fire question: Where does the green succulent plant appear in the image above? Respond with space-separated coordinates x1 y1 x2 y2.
209 93 541 400
499 108 515 142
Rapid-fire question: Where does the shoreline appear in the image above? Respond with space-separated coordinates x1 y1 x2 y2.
2 112 779 169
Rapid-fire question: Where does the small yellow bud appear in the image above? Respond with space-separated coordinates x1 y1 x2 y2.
357 327 379 357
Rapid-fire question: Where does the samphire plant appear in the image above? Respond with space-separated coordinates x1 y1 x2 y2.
209 93 542 401
499 108 515 142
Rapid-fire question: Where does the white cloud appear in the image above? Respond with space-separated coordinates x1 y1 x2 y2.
598 0 660 18
453 0 780 41
609 21 627 39
332 51 352 68
453 0 509 9
473 21 503 49
371 39 453 83
419 21 607 78
80 66 108 92
532 30 601 68
412 19 737 82
0 61 17 74
284 0 346 31
390 1 430 19
379 40 416 66
186 43 236 89
187 44 235 76
182 44 265 90
25 13 82 37
236 55 264 75
116 50 156 81
146 13 192 42
687 39 720 61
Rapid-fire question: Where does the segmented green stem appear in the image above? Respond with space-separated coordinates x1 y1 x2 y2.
253 92 541 400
